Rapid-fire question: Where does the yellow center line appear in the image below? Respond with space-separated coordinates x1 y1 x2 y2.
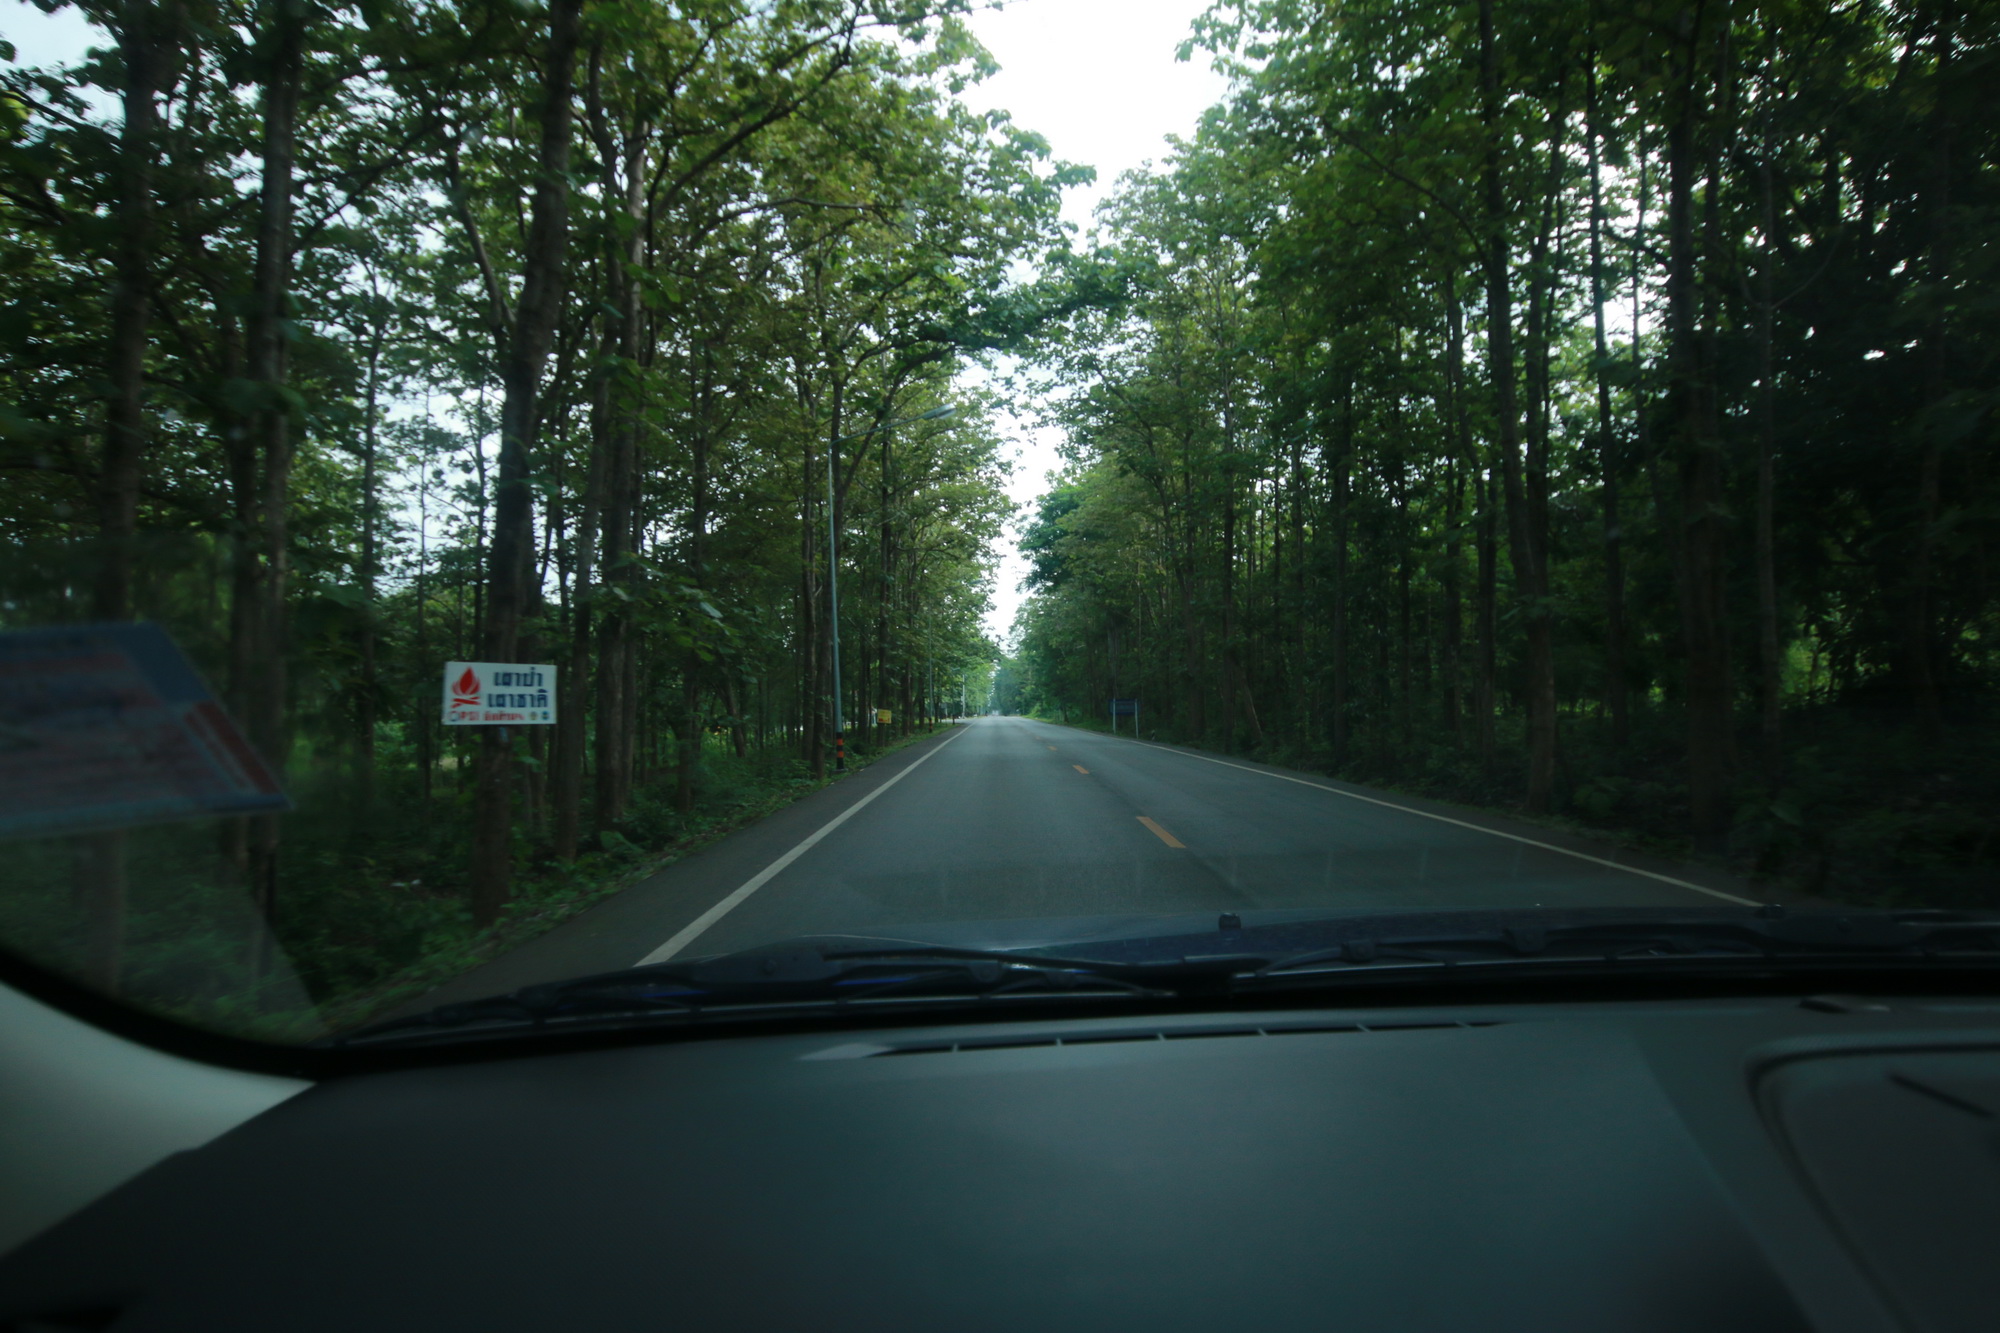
1137 816 1185 848
1046 744 1057 751
1073 764 1090 775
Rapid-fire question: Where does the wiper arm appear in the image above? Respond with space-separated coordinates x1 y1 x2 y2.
1257 912 2000 979
663 941 1233 999
334 985 703 1045
329 942 1256 1047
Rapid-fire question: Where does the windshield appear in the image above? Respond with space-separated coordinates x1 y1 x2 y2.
1 0 1994 1048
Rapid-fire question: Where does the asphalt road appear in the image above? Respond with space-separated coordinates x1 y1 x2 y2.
405 717 1769 1012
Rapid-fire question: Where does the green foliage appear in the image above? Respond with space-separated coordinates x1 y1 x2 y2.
0 0 1073 1029
1012 0 2000 901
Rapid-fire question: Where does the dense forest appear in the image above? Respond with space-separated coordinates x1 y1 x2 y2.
1007 0 2000 905
0 0 1058 1019
6 0 1998 1025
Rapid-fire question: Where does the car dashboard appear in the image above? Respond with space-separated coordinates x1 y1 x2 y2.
2 991 1997 1332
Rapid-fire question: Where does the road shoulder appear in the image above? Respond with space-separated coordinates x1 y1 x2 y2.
386 726 971 1014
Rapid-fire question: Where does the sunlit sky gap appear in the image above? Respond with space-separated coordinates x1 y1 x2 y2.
958 0 1230 641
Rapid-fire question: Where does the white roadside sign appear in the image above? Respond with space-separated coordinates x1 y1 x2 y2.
442 661 556 726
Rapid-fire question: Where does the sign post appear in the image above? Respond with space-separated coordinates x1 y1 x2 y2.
442 662 556 727
1110 697 1139 735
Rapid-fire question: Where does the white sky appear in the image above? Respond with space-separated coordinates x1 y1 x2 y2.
2 0 1231 646
3 2 98 67
958 0 1228 643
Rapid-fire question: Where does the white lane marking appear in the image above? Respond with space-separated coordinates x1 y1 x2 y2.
633 731 966 965
1116 737 1758 907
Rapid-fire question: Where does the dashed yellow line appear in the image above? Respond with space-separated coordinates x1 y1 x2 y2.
1073 764 1090 775
1137 816 1185 849
1125 739 1758 907
1046 744 1057 751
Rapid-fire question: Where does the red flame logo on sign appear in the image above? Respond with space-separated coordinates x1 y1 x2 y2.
451 667 481 707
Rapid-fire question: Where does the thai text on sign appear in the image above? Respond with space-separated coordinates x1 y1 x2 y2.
442 662 556 725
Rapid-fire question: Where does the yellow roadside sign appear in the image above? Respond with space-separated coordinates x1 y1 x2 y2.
876 708 892 724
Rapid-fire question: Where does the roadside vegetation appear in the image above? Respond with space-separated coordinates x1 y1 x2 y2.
6 0 1995 1033
0 0 1041 1013
1001 0 2000 908
0 722 964 1036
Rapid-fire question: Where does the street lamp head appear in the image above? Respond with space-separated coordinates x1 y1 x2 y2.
833 405 956 445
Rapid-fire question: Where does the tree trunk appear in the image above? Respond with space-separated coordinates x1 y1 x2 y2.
1393 459 1414 752
1179 564 1203 740
1586 53 1630 749
1665 2 1736 847
1443 266 1471 746
828 407 850 767
1905 18 1954 735
1479 0 1556 811
470 0 583 925
592 544 633 828
875 425 892 754
1221 422 1240 751
1476 467 1499 768
244 0 305 968
678 408 712 813
356 319 385 803
1755 103 1783 772
799 421 824 776
1288 414 1307 740
552 331 610 862
724 676 748 758
76 0 170 992
94 0 160 625
594 343 638 828
1331 402 1352 765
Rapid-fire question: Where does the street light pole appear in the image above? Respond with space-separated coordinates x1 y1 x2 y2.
825 404 954 772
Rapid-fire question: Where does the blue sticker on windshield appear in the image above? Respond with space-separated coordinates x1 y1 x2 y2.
0 622 290 840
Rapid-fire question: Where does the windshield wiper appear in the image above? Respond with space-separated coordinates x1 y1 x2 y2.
329 912 2000 1049
1253 911 2000 979
328 942 1258 1048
